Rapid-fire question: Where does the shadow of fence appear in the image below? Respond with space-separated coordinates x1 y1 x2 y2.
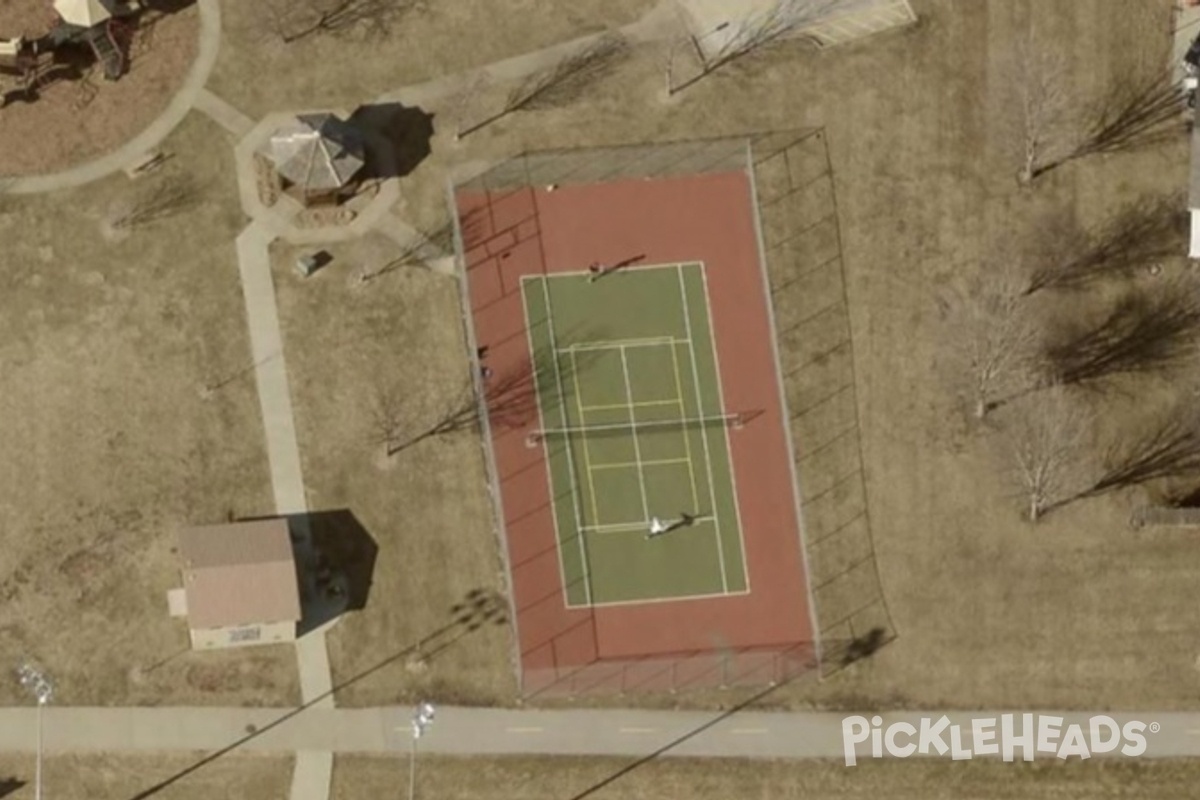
749 128 897 673
521 640 817 698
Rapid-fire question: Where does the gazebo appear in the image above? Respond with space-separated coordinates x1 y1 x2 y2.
267 113 366 207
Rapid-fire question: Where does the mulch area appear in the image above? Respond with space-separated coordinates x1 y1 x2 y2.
0 2 199 176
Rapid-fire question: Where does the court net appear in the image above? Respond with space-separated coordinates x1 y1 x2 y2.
526 412 744 447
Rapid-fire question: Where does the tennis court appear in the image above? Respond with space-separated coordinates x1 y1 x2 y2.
521 262 749 607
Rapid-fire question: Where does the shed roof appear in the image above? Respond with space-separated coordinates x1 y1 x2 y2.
177 520 301 629
269 113 365 193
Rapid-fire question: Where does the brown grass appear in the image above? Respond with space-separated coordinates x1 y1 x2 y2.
209 0 658 118
312 0 1200 711
2 0 1195 719
333 754 1200 799
0 752 291 800
270 233 516 706
0 111 299 707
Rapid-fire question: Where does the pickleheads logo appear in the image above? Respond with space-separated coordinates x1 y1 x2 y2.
841 714 1157 766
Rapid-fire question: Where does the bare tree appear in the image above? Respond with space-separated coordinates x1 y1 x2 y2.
1088 411 1200 497
1071 73 1188 161
943 267 1038 419
370 354 550 457
357 218 455 284
250 0 423 44
103 174 199 234
665 0 837 96
1024 194 1187 295
1006 388 1091 521
455 34 629 139
370 381 477 457
1041 279 1200 387
1011 34 1073 184
1019 71 1188 182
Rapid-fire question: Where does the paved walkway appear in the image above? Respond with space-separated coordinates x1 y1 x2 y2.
3 0 223 194
194 87 255 137
233 222 334 800
3 706 1200 760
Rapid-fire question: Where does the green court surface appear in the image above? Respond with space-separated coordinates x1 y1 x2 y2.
521 263 748 607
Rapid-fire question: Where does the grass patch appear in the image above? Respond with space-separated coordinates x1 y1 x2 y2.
0 111 298 706
334 754 1200 799
0 752 291 800
271 233 515 706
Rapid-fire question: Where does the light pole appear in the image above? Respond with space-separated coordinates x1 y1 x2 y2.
17 663 52 800
408 702 435 800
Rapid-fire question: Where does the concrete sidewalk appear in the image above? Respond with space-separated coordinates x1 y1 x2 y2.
3 706 1199 760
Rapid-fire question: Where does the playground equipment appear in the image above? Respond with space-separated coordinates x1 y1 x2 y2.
0 0 143 105
49 0 140 81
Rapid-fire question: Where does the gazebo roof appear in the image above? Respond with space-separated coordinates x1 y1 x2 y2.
54 0 115 28
268 113 366 194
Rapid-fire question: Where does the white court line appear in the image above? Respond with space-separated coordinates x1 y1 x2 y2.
588 457 692 472
581 514 716 535
667 334 701 513
563 585 751 610
619 344 651 524
520 279 575 609
567 336 686 351
677 264 729 594
538 278 594 606
696 261 752 593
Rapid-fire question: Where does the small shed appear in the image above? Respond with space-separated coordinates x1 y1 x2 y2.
267 113 366 206
170 519 302 650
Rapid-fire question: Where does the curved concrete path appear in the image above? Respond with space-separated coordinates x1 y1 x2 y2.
1 0 222 195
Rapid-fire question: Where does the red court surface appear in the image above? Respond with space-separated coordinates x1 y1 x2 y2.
457 170 816 694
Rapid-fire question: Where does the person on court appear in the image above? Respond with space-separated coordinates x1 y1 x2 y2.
646 516 669 539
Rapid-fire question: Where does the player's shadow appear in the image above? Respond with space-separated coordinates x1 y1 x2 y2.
0 779 24 798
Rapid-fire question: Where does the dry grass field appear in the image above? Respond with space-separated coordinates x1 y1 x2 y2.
1 0 1196 722
209 0 659 118
0 111 300 707
0 752 291 800
291 0 1200 712
333 754 1200 799
270 234 515 706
